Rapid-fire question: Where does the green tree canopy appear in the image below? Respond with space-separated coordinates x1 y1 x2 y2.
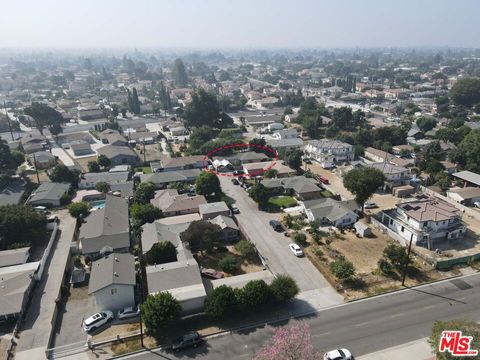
263 169 278 179
87 161 100 173
24 102 64 135
95 181 110 193
68 201 90 219
145 241 177 265
330 257 355 281
181 220 222 253
0 140 24 172
49 164 80 186
204 285 237 319
218 254 239 274
450 78 480 107
343 167 385 210
173 58 188 87
269 275 299 303
130 203 161 225
97 154 111 168
133 182 156 204
184 89 232 128
141 292 181 336
0 205 47 250
382 244 409 271
195 172 221 196
237 280 271 311
449 129 480 172
416 117 438 133
235 239 257 259
249 183 271 207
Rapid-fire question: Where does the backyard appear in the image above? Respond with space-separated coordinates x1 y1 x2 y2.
268 195 297 208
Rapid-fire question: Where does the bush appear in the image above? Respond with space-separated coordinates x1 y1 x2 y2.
383 244 409 270
218 254 239 274
235 240 256 259
141 292 181 337
330 258 355 282
293 232 307 246
238 280 271 310
68 201 90 218
145 241 177 265
269 275 299 303
204 285 237 319
377 258 393 275
314 248 324 258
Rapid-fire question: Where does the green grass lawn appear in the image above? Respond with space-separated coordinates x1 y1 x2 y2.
321 190 334 198
268 196 297 208
134 166 152 174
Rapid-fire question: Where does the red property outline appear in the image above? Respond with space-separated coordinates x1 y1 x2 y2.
203 143 279 177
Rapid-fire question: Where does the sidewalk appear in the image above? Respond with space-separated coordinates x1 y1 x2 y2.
358 338 434 360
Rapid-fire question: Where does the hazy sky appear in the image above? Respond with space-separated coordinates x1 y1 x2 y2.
1 0 479 49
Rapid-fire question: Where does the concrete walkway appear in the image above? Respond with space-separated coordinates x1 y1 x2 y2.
15 211 76 359
358 337 434 360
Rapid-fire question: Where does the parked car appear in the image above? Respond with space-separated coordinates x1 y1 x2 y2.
474 201 480 208
47 215 59 224
230 204 240 214
171 331 203 351
323 348 354 360
33 206 48 214
82 311 114 333
201 267 224 279
289 243 303 257
117 306 140 320
231 178 239 185
364 201 377 209
269 220 283 231
319 175 329 184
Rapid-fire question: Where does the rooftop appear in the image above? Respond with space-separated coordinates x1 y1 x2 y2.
453 171 480 186
199 201 229 214
88 253 135 294
27 182 70 203
398 198 459 222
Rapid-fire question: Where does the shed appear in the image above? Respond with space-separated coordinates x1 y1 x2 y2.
354 221 372 237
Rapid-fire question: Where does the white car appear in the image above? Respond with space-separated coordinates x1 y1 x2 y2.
289 243 303 257
117 305 140 320
82 311 114 333
364 201 377 209
324 348 354 360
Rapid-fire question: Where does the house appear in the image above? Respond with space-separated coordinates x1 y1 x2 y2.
0 247 30 268
199 201 230 220
71 141 93 156
27 182 70 207
379 197 467 249
452 171 480 188
0 262 39 321
140 169 201 189
245 115 282 128
301 198 358 228
261 176 321 200
271 128 298 140
88 253 135 311
29 151 55 169
447 187 480 206
160 156 209 172
79 171 130 190
266 138 303 151
225 151 270 164
254 96 279 109
267 123 285 132
21 135 46 154
0 182 25 206
102 132 128 147
78 108 105 121
150 189 207 217
79 195 130 256
364 147 414 168
97 145 138 166
127 131 158 144
207 215 240 241
170 127 187 136
364 162 410 189
305 139 355 168
284 113 299 123
243 161 295 178
146 259 206 314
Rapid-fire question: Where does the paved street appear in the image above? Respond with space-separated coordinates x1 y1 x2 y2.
219 176 342 302
123 273 480 360
15 211 76 359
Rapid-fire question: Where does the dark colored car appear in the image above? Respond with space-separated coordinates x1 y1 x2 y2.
231 178 239 185
269 220 283 231
171 331 202 351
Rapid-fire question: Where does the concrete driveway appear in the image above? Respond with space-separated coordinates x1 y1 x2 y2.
219 176 343 306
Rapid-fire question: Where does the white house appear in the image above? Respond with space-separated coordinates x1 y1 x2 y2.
446 187 480 206
301 198 358 228
379 197 467 249
88 253 136 311
304 139 355 168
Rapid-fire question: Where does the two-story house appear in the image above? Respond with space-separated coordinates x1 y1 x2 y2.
304 139 355 169
380 198 466 249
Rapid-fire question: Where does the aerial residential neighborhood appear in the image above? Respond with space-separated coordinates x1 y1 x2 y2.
0 1 479 360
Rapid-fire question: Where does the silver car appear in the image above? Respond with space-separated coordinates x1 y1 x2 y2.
117 305 140 320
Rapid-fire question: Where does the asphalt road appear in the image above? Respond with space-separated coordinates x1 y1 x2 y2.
123 273 480 360
219 175 341 301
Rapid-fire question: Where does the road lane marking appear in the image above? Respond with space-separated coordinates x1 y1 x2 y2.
354 321 370 327
390 313 403 318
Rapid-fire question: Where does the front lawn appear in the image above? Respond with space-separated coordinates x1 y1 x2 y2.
134 166 152 174
268 196 297 208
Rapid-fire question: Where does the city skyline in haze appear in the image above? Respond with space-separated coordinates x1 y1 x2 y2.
1 0 479 49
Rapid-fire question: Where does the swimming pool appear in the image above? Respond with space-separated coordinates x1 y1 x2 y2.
89 199 106 210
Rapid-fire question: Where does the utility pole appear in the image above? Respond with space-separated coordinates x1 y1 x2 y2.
143 141 146 164
33 153 40 184
401 236 413 286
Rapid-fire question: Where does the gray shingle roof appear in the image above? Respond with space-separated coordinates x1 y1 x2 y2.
453 171 480 186
27 182 70 203
140 169 201 185
199 201 229 215
97 145 137 159
0 247 30 268
88 253 135 294
262 176 320 195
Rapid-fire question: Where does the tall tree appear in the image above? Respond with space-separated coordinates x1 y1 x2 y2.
181 221 222 253
132 87 141 114
184 89 228 128
0 205 47 250
450 78 480 107
141 292 181 337
195 172 221 196
254 323 320 360
145 241 177 265
173 58 188 87
343 167 385 211
24 102 64 136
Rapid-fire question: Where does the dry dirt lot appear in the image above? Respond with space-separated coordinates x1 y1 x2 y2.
75 155 97 172
133 143 168 162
